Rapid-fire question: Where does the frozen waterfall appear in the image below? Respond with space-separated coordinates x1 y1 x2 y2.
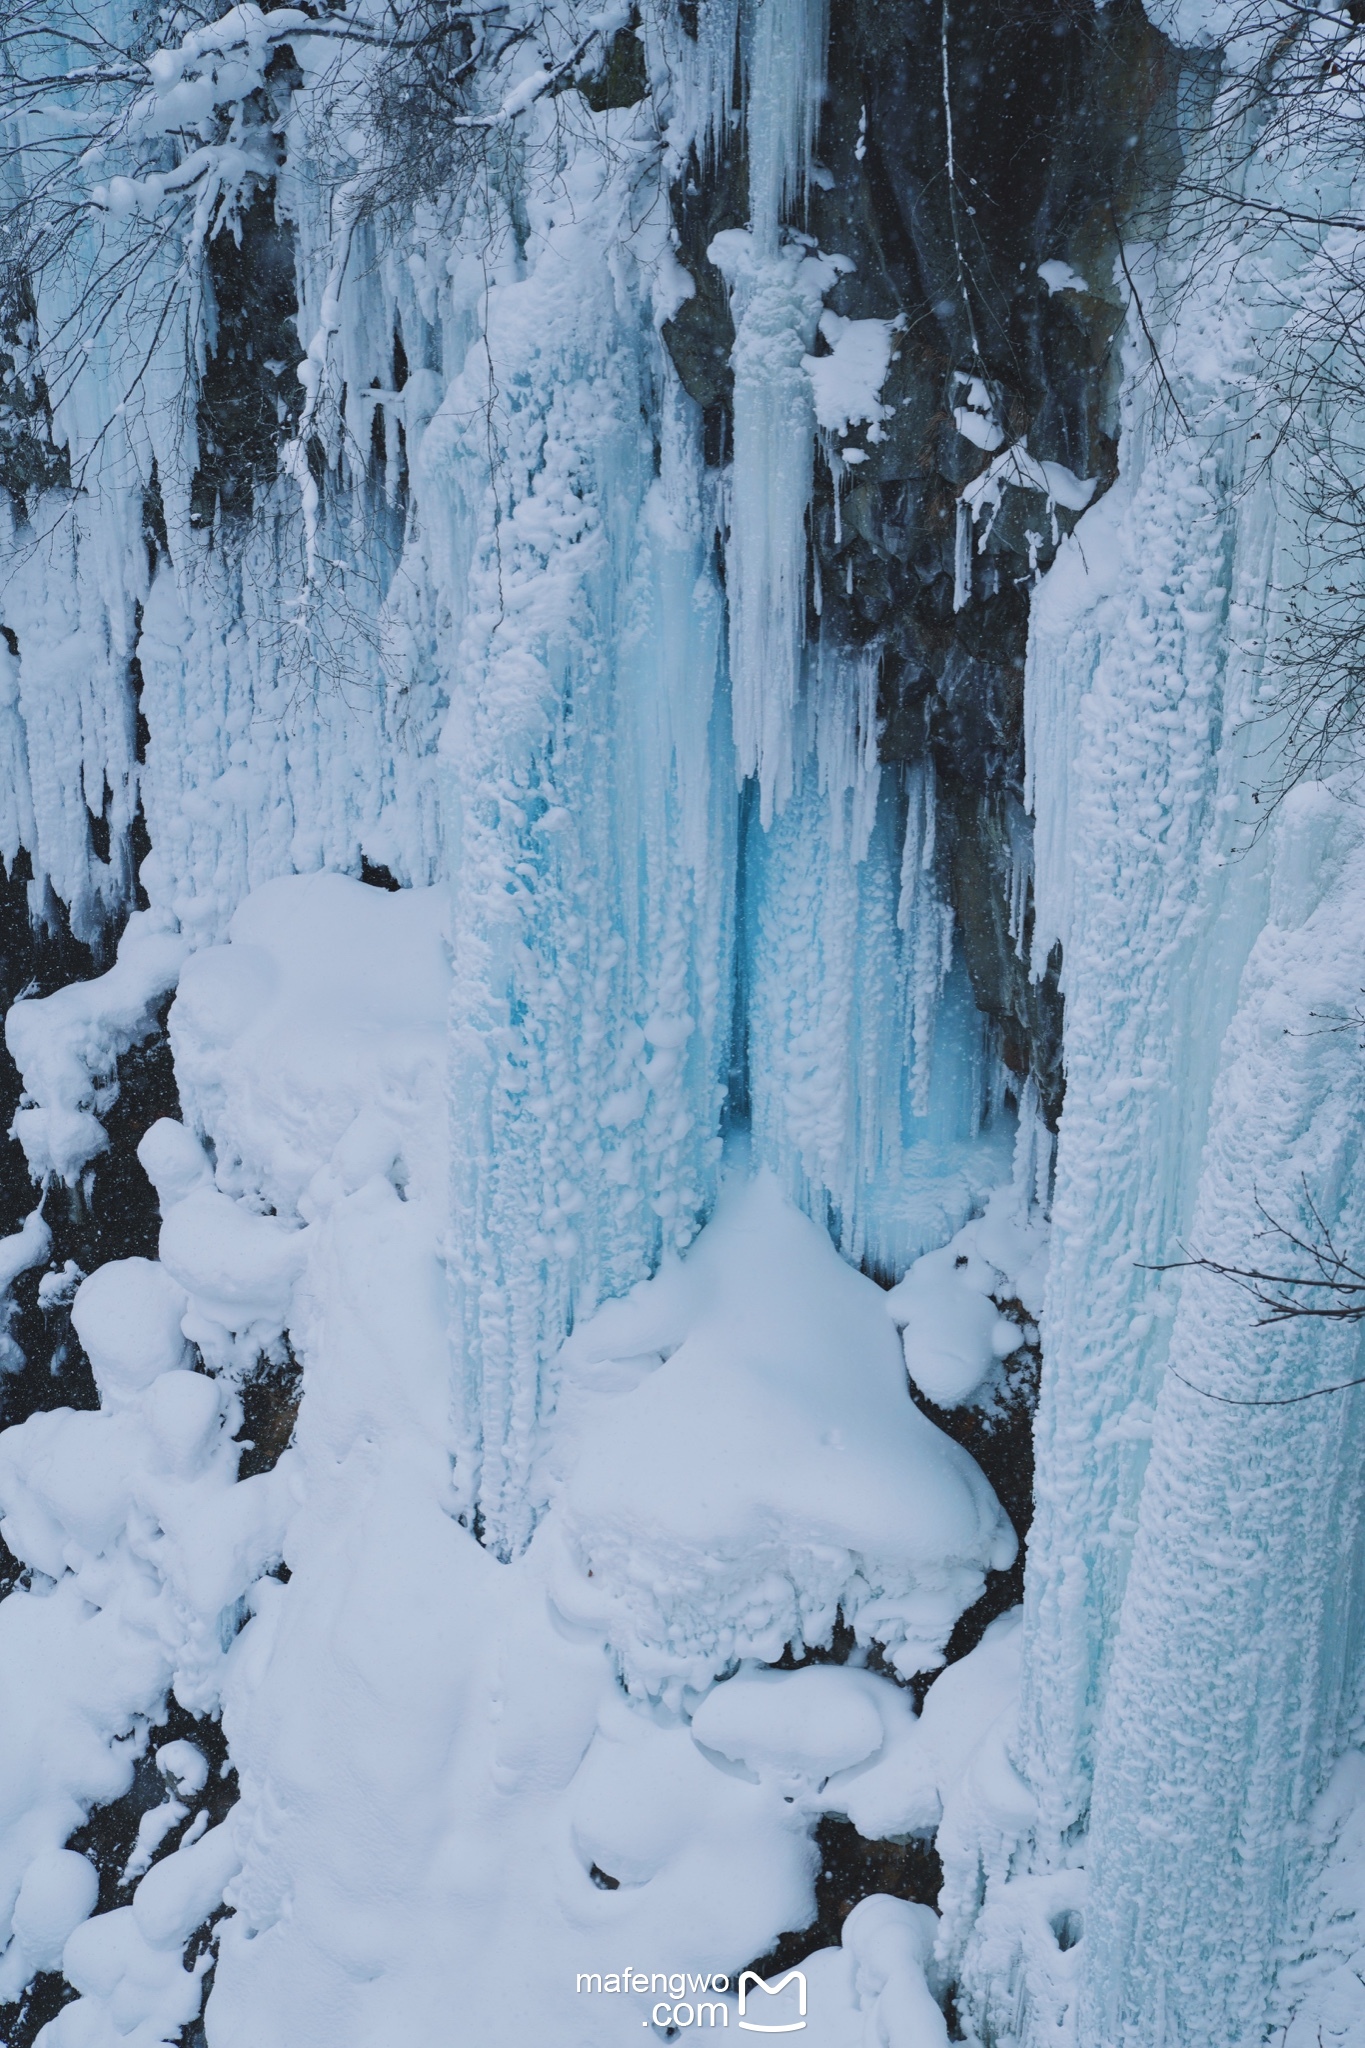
0 0 1364 2043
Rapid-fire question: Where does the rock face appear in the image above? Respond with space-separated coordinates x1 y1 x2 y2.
666 0 1183 1126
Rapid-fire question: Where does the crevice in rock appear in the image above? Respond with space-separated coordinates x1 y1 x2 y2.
742 1820 946 1994
234 1340 303 1479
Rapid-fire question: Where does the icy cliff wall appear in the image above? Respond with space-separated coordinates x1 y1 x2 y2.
946 31 1365 2045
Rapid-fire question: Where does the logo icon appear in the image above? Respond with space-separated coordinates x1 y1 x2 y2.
737 1969 807 2033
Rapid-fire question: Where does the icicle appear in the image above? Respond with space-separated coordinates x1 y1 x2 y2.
953 497 972 612
746 0 830 258
711 231 842 825
1010 1075 1052 1217
814 637 882 862
1005 796 1033 959
898 759 954 1120
281 184 361 588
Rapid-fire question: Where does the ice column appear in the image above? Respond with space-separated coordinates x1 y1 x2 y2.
899 757 954 1121
711 0 833 825
429 213 732 1557
134 481 445 946
712 233 836 826
1082 795 1365 2048
966 188 1361 2048
1014 414 1258 1854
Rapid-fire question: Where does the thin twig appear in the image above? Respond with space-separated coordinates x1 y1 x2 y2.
1109 202 1191 434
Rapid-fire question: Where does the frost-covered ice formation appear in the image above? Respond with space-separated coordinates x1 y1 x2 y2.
4 0 1365 2040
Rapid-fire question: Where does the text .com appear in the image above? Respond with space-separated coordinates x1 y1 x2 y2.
575 1967 808 2031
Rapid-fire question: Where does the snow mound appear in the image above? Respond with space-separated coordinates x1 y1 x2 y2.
691 1665 885 1780
170 871 449 1216
0 1342 292 1709
158 1189 307 1367
886 1189 1046 1408
70 1258 190 1404
143 872 452 1371
136 1119 213 1209
554 1172 1015 1693
787 1894 950 2047
0 1278 282 2029
54 1822 239 2048
691 1661 941 1839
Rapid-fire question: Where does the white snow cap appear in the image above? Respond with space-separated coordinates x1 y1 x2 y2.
137 1119 214 1211
689 1661 941 1838
1037 258 1088 295
691 1665 886 1780
158 1189 305 1340
803 312 901 441
886 1189 1045 1408
70 1258 190 1401
156 1740 209 1796
953 374 1005 453
5 912 187 1184
11 1850 99 1971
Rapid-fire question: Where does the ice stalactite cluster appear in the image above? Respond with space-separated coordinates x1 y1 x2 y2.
0 0 448 958
364 0 989 1531
0 510 142 947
